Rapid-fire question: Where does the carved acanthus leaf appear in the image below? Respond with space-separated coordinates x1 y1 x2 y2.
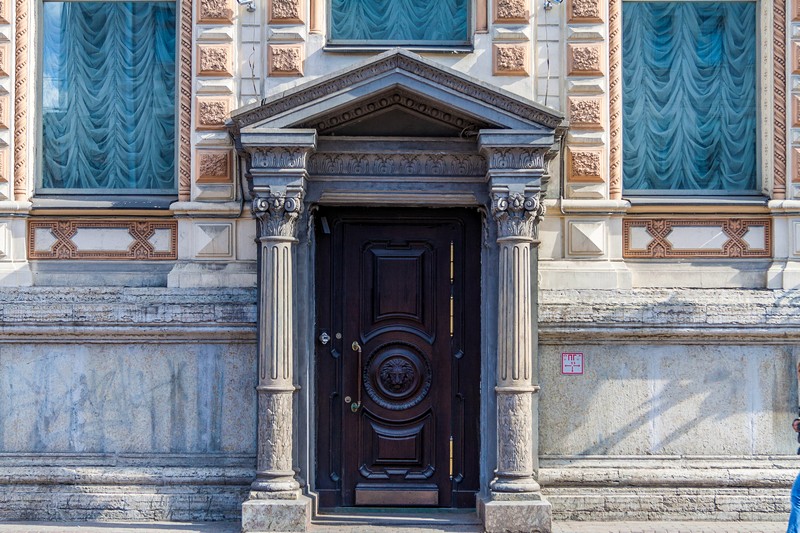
253 191 304 239
492 191 544 239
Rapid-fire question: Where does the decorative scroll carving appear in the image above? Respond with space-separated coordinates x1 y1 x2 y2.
198 0 234 23
268 44 303 77
13 0 28 200
494 0 528 23
568 0 602 22
493 44 529 76
622 218 772 259
196 97 231 130
232 52 564 130
608 0 622 199
568 96 603 129
492 192 543 239
196 149 233 183
567 147 603 182
568 44 603 76
28 220 178 260
774 0 787 196
297 91 488 133
253 191 304 238
269 0 303 23
308 152 487 178
197 44 233 77
178 0 193 200
257 392 293 473
496 393 533 474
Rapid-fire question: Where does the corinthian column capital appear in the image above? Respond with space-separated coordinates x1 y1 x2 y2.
491 190 544 240
253 189 304 239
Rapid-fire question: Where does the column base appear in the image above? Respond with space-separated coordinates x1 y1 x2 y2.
241 494 311 532
478 494 552 533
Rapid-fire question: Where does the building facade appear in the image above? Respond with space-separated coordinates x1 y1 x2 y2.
0 0 798 532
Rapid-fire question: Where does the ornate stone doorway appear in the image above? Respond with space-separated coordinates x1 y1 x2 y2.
314 208 482 508
228 49 566 533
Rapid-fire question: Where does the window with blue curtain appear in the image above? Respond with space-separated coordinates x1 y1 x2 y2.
622 1 758 194
329 0 470 45
41 1 177 194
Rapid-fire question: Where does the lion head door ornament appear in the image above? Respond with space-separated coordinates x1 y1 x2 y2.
363 342 432 411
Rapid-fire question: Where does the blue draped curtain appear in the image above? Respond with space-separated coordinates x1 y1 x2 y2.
330 0 468 43
622 2 757 193
42 2 176 192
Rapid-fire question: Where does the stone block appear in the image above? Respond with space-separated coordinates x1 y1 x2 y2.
480 497 552 533
241 496 311 532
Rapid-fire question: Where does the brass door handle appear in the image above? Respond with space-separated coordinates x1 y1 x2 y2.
351 341 362 412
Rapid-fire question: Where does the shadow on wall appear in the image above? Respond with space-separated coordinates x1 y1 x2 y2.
539 291 797 457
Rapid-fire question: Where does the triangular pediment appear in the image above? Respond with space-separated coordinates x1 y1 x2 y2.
230 49 565 136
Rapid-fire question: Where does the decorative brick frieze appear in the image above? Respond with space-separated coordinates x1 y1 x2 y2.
623 218 772 259
567 147 604 182
267 44 303 77
493 44 529 76
567 44 603 77
196 149 233 183
198 0 234 23
493 0 529 24
269 0 304 24
196 96 231 130
568 96 604 129
567 0 603 23
28 220 178 260
197 44 233 77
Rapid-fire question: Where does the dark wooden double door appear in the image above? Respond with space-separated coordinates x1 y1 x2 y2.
315 208 480 508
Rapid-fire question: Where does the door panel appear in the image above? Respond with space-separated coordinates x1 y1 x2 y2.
315 208 480 509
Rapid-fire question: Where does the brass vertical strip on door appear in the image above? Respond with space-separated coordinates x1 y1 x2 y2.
449 240 454 337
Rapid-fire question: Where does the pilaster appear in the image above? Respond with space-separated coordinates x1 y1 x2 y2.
240 130 316 533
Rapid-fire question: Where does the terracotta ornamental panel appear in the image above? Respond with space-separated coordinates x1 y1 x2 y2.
623 218 772 259
28 220 178 260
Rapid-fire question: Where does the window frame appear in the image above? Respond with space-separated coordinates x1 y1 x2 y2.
35 0 180 197
620 0 764 199
325 0 474 50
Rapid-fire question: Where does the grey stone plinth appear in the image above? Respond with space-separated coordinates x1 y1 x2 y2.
479 496 552 533
241 496 311 532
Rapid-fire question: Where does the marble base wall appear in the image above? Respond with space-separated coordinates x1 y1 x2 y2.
0 288 258 520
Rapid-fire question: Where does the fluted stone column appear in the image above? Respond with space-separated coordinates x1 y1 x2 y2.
239 131 316 533
478 131 555 533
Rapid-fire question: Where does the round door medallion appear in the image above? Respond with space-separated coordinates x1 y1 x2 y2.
363 342 432 410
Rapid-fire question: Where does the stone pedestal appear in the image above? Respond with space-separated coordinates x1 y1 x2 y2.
242 496 312 533
479 496 552 533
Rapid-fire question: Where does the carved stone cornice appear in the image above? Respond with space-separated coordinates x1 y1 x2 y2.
492 191 544 239
253 190 304 239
